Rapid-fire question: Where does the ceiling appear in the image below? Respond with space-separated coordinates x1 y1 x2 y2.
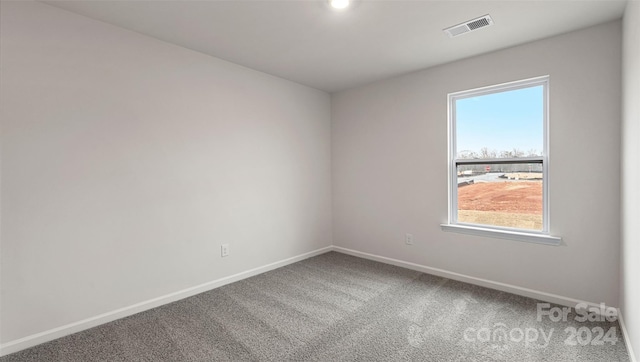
42 0 628 93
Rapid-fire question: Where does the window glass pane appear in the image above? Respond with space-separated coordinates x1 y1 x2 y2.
457 163 543 231
455 85 544 159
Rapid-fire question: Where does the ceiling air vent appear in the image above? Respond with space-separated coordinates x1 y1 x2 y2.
444 14 494 38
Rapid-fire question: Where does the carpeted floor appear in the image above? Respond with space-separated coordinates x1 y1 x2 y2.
0 252 630 361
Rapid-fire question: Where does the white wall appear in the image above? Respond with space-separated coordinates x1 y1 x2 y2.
332 21 622 306
622 0 640 359
0 1 331 344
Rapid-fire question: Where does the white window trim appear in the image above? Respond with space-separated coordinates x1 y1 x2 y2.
441 76 561 245
440 224 562 245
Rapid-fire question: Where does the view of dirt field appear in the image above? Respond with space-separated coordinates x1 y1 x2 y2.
457 181 543 230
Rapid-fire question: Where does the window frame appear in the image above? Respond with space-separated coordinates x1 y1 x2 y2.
442 76 561 245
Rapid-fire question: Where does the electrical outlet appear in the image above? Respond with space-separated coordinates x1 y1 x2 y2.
221 244 229 257
405 233 414 245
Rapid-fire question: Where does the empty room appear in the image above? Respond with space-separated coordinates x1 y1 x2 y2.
1 0 639 361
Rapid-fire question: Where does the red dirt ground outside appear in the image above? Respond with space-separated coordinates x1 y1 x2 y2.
458 181 542 214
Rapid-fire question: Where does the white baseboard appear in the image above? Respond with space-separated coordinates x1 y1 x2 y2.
332 246 611 310
618 309 638 362
0 246 333 357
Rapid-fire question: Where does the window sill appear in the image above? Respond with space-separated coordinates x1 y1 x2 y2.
440 223 562 246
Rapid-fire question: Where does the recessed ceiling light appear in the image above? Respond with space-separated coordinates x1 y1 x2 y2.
329 0 350 10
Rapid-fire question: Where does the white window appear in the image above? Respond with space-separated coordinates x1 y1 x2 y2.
442 76 560 245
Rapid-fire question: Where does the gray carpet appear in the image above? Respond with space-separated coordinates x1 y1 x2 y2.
0 252 630 361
